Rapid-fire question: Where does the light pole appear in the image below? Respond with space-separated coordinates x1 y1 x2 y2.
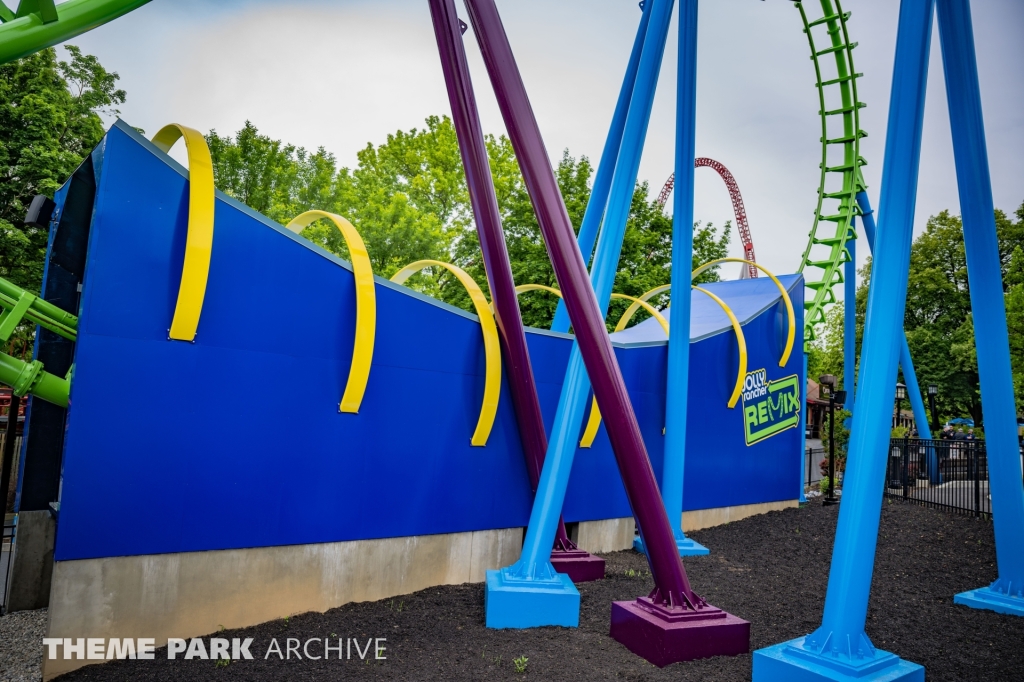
819 375 846 506
894 382 907 429
926 383 941 484
927 383 940 433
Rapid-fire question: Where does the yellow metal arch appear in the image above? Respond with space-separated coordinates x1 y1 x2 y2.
616 284 671 332
690 258 795 367
514 283 562 300
579 293 670 448
580 287 748 447
390 260 501 446
617 259 794 367
693 286 747 409
151 123 216 342
507 285 669 332
286 211 376 414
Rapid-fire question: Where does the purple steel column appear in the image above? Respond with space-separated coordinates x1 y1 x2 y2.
426 0 600 580
464 0 691 610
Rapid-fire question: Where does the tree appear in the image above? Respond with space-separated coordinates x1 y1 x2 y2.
830 202 1024 425
207 116 731 330
807 301 847 387
0 46 125 295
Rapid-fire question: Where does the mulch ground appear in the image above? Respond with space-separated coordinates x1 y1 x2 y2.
54 500 1024 681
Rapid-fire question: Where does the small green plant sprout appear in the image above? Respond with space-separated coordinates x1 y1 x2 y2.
513 655 529 673
218 624 225 631
215 658 230 668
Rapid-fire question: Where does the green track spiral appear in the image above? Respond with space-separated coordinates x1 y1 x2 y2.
795 0 866 349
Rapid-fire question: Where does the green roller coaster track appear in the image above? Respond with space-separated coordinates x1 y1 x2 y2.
795 0 866 349
0 0 149 65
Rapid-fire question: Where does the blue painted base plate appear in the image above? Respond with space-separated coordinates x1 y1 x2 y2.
484 567 580 629
955 586 1024 617
633 534 709 557
753 637 923 682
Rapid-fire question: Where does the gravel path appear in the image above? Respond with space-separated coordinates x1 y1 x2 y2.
0 608 47 682
12 501 1024 681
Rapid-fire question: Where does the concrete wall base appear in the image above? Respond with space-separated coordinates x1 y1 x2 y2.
573 499 799 554
682 499 799 533
43 499 798 679
6 510 55 613
43 527 522 680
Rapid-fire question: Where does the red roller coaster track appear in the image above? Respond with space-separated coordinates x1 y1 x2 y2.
658 158 757 279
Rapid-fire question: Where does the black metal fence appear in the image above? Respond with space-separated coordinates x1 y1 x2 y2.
805 447 826 490
883 438 994 517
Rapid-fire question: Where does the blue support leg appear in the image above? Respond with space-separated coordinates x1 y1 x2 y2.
937 0 1024 617
754 0 935 678
635 0 707 559
485 0 676 628
844 222 857 409
548 0 650 333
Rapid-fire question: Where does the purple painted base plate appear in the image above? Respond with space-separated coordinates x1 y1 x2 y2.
610 598 750 667
550 548 605 583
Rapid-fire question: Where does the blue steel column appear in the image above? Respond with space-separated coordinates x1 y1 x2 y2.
640 0 707 557
754 0 934 678
844 223 856 408
484 0 678 629
550 3 651 333
939 0 1024 616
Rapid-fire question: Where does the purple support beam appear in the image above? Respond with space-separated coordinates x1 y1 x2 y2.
427 0 602 582
462 5 747 662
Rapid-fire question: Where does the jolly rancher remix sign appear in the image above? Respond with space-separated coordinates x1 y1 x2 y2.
741 368 801 445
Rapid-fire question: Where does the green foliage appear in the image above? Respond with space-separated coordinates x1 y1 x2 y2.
807 302 849 388
0 46 125 295
207 117 731 327
891 425 910 438
813 201 1024 426
513 655 528 674
819 477 830 494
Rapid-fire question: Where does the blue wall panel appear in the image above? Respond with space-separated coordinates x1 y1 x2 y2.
52 123 803 561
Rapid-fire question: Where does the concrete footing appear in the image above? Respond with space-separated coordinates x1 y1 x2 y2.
43 527 522 680
610 598 750 666
484 567 579 629
753 637 924 681
6 510 55 613
954 585 1024 617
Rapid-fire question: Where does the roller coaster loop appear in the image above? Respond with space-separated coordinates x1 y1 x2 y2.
793 0 865 348
657 158 758 279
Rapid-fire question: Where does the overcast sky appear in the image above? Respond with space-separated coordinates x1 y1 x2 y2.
56 0 1024 293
